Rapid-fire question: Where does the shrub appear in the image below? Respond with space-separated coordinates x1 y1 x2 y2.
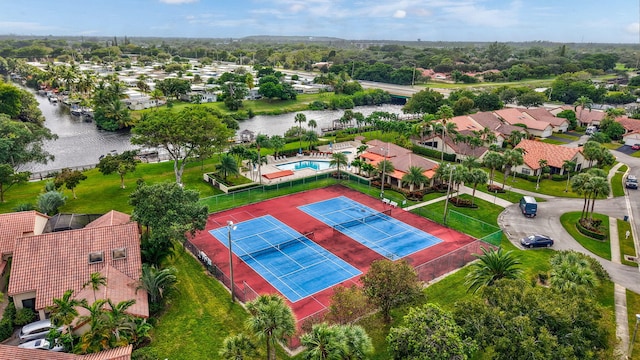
448 196 478 208
576 218 606 240
0 319 13 342
3 301 16 322
132 347 161 360
308 100 328 110
487 184 505 193
551 174 568 181
14 307 36 326
411 145 457 162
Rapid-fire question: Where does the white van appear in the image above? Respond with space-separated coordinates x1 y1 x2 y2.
19 319 62 343
585 126 597 135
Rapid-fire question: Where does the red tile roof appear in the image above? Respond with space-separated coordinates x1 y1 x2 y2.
0 344 132 360
365 140 411 158
558 105 605 124
361 142 439 180
616 116 640 133
468 111 525 136
8 222 148 318
85 210 131 229
520 108 568 127
514 139 582 170
494 108 552 131
0 211 48 257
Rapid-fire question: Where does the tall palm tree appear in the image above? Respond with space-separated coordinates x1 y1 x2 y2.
136 264 178 306
550 251 599 295
465 247 523 294
269 135 285 157
571 172 592 220
501 148 524 189
462 156 481 170
301 323 346 360
536 159 548 190
47 289 88 350
401 166 427 192
376 159 395 189
104 100 132 129
573 95 593 126
83 272 107 302
483 151 504 186
150 89 164 109
104 299 136 346
562 159 577 192
219 333 257 360
255 134 271 184
246 294 296 360
303 130 319 151
307 119 318 133
216 153 240 181
587 175 610 219
330 152 349 177
435 105 454 163
78 299 110 354
466 168 489 206
294 113 307 152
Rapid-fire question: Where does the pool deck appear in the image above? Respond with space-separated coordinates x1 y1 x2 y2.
242 141 359 184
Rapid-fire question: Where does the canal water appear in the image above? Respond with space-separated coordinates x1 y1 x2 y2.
20 82 403 172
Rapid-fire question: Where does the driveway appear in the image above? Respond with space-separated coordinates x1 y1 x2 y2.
616 145 637 156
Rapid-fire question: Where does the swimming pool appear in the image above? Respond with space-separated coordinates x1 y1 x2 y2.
276 160 333 171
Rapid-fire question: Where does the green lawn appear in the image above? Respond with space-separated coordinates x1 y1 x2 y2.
475 184 546 204
627 290 640 360
541 138 567 145
560 212 611 260
619 165 629 173
553 133 580 141
612 172 625 197
618 219 639 267
499 174 581 198
147 249 256 360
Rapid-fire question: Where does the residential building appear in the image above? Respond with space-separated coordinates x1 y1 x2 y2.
0 344 132 360
551 105 605 127
494 108 553 138
513 139 589 176
359 140 439 192
520 108 569 133
468 111 524 147
7 212 148 323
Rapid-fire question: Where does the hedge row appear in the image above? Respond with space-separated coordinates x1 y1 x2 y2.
576 220 607 240
411 145 456 162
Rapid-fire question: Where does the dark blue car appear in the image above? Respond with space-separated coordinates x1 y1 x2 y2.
520 234 553 248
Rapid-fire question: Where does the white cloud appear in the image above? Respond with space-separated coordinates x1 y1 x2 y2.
626 22 640 35
159 0 198 4
393 10 407 19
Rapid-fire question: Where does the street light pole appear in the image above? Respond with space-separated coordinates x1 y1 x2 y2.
227 220 237 302
629 313 640 357
443 165 454 224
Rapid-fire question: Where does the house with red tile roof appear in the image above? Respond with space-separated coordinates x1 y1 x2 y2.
494 108 553 138
360 140 439 192
520 107 569 133
513 139 590 177
550 105 605 127
0 344 132 360
6 212 148 324
0 211 49 289
623 130 640 147
468 111 526 145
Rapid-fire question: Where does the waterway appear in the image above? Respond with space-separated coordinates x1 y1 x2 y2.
19 82 403 172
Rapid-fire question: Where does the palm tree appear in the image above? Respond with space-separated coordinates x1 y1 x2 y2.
150 89 164 109
307 119 318 133
483 151 504 186
361 163 376 178
136 264 178 306
246 294 296 360
104 100 132 129
573 96 593 126
77 299 110 354
465 247 523 294
462 156 481 170
587 174 610 219
466 168 489 206
294 113 307 152
562 159 577 192
508 130 525 147
341 324 373 360
435 105 454 163
550 251 599 295
301 323 346 360
571 172 592 220
536 159 548 190
303 130 319 151
83 272 107 302
255 134 271 184
216 153 240 182
350 158 364 175
376 159 395 189
269 135 285 157
47 289 88 349
330 152 349 177
501 148 524 189
401 166 427 192
104 299 136 346
219 333 257 360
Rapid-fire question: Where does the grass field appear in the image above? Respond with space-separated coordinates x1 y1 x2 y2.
618 219 639 267
560 212 611 260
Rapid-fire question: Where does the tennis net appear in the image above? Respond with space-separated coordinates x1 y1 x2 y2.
239 232 314 260
333 209 392 231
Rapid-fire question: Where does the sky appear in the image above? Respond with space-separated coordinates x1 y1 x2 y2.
1 0 639 43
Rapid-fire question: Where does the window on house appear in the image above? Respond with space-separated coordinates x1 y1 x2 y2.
22 298 35 311
89 251 104 264
522 168 531 175
112 247 127 260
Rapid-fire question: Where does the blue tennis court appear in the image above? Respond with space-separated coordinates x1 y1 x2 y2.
299 196 443 259
209 215 361 302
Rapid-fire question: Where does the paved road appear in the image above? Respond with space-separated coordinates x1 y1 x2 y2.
498 150 640 294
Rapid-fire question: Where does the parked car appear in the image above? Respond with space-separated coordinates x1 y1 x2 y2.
626 175 638 189
18 338 64 352
520 234 554 248
19 319 62 343
632 144 640 150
